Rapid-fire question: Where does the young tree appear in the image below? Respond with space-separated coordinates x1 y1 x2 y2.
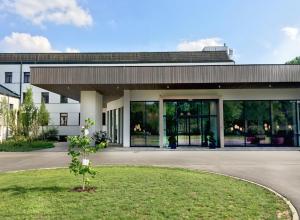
8 109 22 137
68 118 104 191
38 99 50 139
0 97 9 138
21 87 37 137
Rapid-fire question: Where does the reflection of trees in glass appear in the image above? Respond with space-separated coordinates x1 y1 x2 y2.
245 101 269 122
165 102 177 136
130 101 159 146
224 101 243 135
245 101 270 137
272 101 295 136
145 102 159 135
130 102 145 135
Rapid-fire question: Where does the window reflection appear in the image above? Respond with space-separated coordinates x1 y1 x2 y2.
224 100 299 147
130 101 159 146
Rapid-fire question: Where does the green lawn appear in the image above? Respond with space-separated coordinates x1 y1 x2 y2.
0 140 54 152
0 166 291 220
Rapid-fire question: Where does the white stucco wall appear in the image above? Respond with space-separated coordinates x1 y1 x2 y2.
0 64 80 136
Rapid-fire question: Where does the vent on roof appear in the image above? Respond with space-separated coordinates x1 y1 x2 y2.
203 44 233 58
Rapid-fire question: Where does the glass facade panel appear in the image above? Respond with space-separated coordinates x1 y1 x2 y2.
145 102 159 146
130 101 159 146
245 101 271 146
224 101 244 146
163 100 219 147
271 101 297 146
224 100 299 147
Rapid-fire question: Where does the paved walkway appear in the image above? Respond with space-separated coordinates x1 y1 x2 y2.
0 147 300 213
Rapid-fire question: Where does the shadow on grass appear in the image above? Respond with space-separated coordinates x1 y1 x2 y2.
0 185 70 195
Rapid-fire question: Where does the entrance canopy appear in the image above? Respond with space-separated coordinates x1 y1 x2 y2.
31 64 300 103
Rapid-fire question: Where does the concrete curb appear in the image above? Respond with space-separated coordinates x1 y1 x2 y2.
2 165 299 220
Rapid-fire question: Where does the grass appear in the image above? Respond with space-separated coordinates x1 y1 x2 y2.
0 140 54 152
0 166 291 220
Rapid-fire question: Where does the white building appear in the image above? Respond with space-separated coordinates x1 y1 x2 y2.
0 85 19 142
29 49 300 148
0 47 232 140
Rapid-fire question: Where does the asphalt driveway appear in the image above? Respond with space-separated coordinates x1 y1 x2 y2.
0 149 300 213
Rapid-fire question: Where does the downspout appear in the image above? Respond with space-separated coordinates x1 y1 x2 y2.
19 61 23 107
6 96 9 139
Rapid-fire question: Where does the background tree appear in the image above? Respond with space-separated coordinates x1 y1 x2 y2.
286 56 300 64
38 99 50 139
21 87 37 137
8 109 22 137
0 97 9 138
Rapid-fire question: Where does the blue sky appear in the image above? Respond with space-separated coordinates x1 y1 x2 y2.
0 0 300 63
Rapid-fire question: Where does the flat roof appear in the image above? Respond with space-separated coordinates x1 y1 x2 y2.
0 51 233 64
31 64 300 102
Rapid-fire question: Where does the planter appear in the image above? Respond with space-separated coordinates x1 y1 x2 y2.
272 137 284 145
169 143 177 149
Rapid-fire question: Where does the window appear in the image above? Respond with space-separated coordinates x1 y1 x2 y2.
60 113 68 126
41 92 49 103
9 104 13 110
163 100 218 147
5 72 12 83
23 72 30 83
60 95 68 103
102 112 106 126
224 100 298 147
130 101 159 146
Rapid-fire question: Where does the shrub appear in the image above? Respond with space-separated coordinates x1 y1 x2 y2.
93 131 110 148
43 127 59 141
0 139 54 152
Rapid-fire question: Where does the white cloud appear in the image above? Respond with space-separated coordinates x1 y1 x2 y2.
281 27 299 40
0 32 79 52
65 47 80 53
0 0 93 27
265 27 300 63
0 32 56 52
177 38 223 51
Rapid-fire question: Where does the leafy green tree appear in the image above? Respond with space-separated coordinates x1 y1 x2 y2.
68 118 104 191
21 87 37 137
8 109 22 137
286 56 300 64
38 99 50 139
0 97 9 138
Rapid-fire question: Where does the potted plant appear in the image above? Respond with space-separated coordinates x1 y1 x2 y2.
168 135 177 149
247 125 265 144
93 131 111 148
272 130 285 145
207 131 216 149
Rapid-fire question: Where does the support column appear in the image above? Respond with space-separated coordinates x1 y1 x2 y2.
218 98 224 148
80 91 103 135
159 98 164 148
123 90 130 147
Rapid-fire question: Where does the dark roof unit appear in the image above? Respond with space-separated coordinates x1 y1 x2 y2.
0 85 20 98
0 51 233 64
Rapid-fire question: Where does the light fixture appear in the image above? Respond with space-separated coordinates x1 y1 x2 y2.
218 85 221 89
166 85 170 89
268 84 272 88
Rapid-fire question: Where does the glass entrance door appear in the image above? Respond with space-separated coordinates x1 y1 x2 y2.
163 100 219 147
